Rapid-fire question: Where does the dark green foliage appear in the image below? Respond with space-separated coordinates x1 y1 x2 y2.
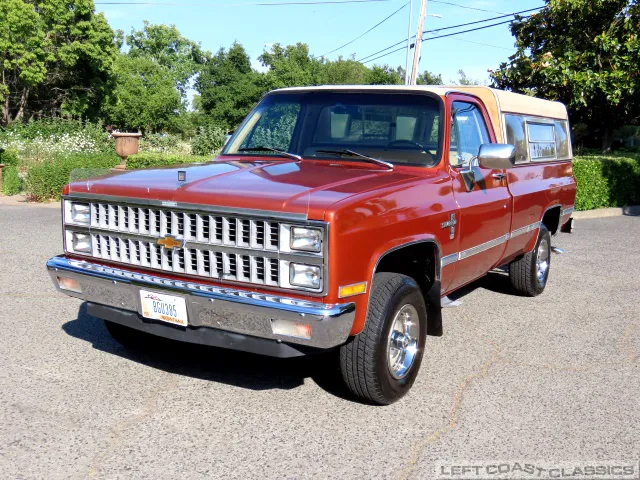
2 165 22 195
126 21 207 100
104 54 182 132
2 0 119 124
0 148 19 166
196 42 266 130
24 153 120 201
574 154 640 210
191 124 227 156
126 152 209 170
491 0 640 151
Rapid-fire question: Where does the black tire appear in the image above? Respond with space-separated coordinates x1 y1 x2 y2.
104 320 159 350
339 273 427 405
509 224 551 297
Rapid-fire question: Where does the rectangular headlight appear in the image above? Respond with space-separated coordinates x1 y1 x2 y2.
66 202 90 225
290 227 322 253
71 232 92 253
289 263 321 289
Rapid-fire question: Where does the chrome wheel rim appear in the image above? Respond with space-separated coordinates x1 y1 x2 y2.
536 238 550 286
386 304 420 380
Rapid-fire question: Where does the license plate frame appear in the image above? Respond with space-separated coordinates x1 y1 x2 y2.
139 290 189 327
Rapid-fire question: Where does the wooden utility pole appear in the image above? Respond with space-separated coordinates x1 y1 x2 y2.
409 0 428 85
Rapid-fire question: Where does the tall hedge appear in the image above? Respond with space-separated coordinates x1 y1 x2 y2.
25 154 121 202
573 155 640 210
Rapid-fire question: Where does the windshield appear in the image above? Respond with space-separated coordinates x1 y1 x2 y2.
223 92 442 167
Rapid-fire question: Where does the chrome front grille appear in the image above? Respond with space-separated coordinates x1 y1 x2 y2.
64 198 326 293
84 202 283 286
90 233 280 286
90 203 280 250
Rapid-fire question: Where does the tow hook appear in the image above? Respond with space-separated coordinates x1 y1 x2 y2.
551 247 565 255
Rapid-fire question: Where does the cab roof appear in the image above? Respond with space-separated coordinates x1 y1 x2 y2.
272 85 569 122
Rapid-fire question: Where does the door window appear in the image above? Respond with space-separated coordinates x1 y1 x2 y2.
449 101 490 167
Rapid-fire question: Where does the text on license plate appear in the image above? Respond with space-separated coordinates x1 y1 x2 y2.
140 290 188 327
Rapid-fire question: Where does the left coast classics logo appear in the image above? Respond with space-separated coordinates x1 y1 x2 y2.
157 235 184 250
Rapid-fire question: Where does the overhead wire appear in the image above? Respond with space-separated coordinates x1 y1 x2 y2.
321 1 409 56
356 6 542 63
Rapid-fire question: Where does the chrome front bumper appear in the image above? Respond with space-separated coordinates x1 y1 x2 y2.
47 256 355 352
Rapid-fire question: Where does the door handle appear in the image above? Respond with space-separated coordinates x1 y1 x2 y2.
492 173 507 181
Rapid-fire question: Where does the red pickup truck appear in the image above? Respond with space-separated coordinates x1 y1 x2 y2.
48 86 576 404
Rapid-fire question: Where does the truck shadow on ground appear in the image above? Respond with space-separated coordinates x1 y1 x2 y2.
61 273 515 401
62 303 353 400
447 270 518 301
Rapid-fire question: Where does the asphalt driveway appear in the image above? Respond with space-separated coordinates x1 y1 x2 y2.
1 202 638 479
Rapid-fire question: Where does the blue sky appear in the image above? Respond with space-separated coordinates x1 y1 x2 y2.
98 0 542 84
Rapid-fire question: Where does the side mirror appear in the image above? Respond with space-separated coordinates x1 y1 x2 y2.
477 143 516 170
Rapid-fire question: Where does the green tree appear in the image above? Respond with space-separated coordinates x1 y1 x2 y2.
126 21 207 100
0 0 47 124
416 70 443 85
366 65 404 85
260 43 325 88
453 69 481 86
104 54 181 133
29 0 118 119
196 42 266 129
491 0 640 151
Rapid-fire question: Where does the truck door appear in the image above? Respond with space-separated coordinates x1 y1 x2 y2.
445 94 512 292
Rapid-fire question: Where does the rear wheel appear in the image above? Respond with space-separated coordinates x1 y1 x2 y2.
509 224 551 296
339 273 427 405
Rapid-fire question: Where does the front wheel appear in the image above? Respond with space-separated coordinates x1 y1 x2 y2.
509 224 551 296
339 273 427 405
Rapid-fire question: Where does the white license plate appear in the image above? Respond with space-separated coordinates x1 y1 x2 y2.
140 290 188 327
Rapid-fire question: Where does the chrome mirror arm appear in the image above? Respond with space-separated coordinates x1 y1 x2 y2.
460 156 478 192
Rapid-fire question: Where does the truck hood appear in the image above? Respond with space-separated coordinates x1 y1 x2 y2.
67 158 425 219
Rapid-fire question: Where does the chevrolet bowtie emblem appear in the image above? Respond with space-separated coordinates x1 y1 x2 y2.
157 236 184 250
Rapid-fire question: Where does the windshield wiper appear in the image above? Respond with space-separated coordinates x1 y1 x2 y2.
315 149 394 170
238 146 302 162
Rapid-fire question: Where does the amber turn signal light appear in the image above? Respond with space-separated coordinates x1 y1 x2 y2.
338 282 367 298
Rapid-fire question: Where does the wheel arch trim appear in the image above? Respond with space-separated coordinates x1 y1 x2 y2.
352 236 442 337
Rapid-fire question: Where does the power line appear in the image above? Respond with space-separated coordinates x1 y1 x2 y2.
96 0 395 5
429 0 505 14
360 16 532 64
424 7 541 34
356 6 541 63
321 1 409 56
449 37 516 51
422 19 516 42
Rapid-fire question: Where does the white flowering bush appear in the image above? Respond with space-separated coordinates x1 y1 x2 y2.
0 119 113 166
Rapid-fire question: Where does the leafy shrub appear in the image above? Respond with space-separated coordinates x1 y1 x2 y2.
25 153 121 202
126 152 209 170
191 124 227 156
574 154 640 210
2 166 22 196
139 133 191 154
0 148 19 166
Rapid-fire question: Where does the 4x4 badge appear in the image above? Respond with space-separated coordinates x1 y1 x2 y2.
441 213 457 240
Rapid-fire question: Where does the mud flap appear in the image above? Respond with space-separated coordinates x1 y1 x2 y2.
426 279 443 337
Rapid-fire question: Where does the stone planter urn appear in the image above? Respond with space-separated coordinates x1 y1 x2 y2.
112 132 143 170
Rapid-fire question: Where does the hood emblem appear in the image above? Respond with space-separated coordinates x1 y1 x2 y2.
157 235 184 250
